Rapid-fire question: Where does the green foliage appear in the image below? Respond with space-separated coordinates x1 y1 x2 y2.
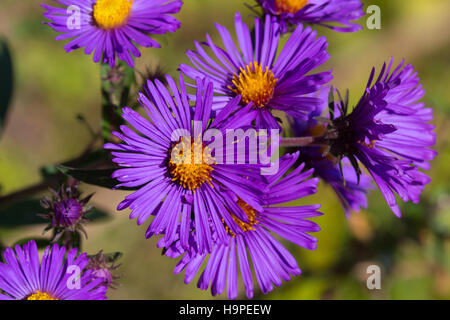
57 165 136 190
0 199 45 228
101 60 136 141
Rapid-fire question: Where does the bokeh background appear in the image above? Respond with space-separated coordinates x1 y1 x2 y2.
0 0 449 299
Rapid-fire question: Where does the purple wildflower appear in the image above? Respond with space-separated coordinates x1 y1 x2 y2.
325 59 437 217
104 75 266 254
180 12 332 130
160 152 322 299
290 87 373 215
39 181 93 240
42 0 183 67
87 251 121 289
256 0 364 33
0 241 107 300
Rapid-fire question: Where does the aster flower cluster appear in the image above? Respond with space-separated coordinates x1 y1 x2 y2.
0 0 437 301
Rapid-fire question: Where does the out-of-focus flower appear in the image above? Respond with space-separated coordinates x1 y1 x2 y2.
0 241 107 300
161 152 322 299
42 0 183 67
324 59 437 217
40 181 93 240
104 75 265 254
180 12 332 130
290 87 373 216
87 251 121 289
256 0 364 33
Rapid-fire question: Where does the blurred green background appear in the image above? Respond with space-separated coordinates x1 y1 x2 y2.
0 0 449 299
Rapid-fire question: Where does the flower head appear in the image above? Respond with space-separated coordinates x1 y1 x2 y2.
104 74 267 254
42 0 183 67
324 59 436 217
0 241 107 300
160 153 322 299
40 181 93 239
180 12 332 130
290 87 373 215
87 251 122 289
257 0 364 33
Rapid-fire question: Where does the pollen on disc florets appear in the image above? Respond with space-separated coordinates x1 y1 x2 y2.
275 0 309 14
224 199 259 237
93 0 134 30
229 61 278 108
27 291 58 300
168 137 215 191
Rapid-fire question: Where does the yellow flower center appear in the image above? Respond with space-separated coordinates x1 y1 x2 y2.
27 291 58 300
224 199 259 237
229 62 278 108
168 137 215 191
93 0 133 30
275 0 309 14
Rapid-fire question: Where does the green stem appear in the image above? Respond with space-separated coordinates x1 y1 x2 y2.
100 61 135 142
280 136 315 148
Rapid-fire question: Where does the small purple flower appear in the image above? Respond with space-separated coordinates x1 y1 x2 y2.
160 153 322 299
42 0 183 67
39 182 93 239
325 59 437 217
54 199 83 226
290 87 373 215
87 251 121 289
0 241 107 300
104 75 266 254
180 12 332 130
256 0 364 33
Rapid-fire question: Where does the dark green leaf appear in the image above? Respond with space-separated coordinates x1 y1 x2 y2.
0 38 14 136
56 165 137 190
65 149 111 167
0 199 46 228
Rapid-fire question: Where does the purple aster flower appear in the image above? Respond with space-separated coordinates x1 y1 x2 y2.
323 59 436 217
42 0 183 67
87 251 121 289
160 152 322 299
290 87 373 215
256 0 364 33
104 75 267 254
0 241 107 300
180 12 332 130
39 181 93 241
